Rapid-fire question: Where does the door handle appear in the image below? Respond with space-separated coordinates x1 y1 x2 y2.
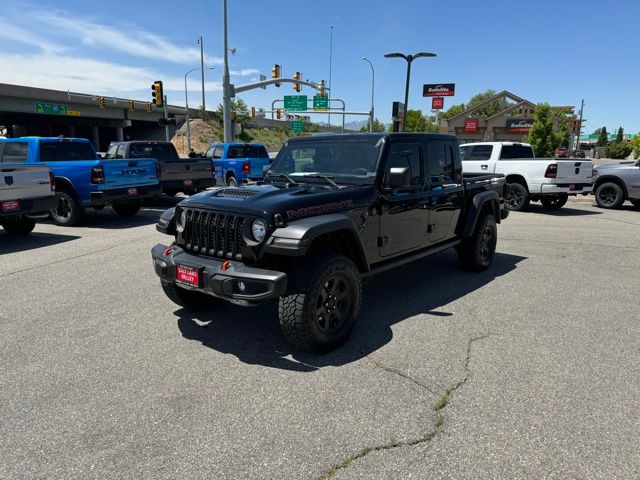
481 165 488 170
442 183 460 188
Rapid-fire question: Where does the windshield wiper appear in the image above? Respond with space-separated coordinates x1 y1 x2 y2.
297 174 340 190
265 173 298 185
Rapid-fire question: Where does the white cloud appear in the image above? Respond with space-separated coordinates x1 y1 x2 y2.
230 69 260 77
0 19 65 54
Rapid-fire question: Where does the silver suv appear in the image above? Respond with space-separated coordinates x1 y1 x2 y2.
593 160 640 209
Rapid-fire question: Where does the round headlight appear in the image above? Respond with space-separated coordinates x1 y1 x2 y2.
176 209 187 233
251 219 267 242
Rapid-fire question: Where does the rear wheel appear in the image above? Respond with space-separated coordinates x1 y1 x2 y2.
505 183 530 211
226 175 238 187
112 200 142 217
595 182 625 209
458 214 497 272
278 254 362 353
1 216 36 235
161 280 219 309
540 194 568 210
51 191 84 226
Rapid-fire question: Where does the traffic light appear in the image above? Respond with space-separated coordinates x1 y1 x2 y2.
318 80 326 97
128 100 135 111
146 102 152 112
293 72 302 92
276 108 282 120
271 64 281 87
97 96 106 109
251 106 256 118
151 81 164 107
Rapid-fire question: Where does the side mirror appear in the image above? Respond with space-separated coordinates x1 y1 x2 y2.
388 167 411 189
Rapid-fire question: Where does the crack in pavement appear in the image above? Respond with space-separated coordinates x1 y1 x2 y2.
319 333 492 480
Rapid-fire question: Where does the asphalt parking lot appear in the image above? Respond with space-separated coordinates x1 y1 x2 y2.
1 198 639 479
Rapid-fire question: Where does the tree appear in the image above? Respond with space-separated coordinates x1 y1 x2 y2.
615 127 624 143
438 103 466 120
466 89 504 118
596 127 608 147
605 141 632 159
359 117 386 132
555 110 572 148
215 99 251 140
629 136 640 157
404 110 439 133
526 103 558 157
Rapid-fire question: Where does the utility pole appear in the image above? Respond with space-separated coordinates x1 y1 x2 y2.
328 25 333 128
222 0 233 142
163 95 169 142
198 36 206 115
576 99 584 151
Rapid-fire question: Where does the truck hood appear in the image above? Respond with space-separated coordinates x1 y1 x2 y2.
594 161 638 172
177 183 375 221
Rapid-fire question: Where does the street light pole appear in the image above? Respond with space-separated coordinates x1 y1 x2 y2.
198 36 206 114
362 57 375 132
222 0 233 142
328 25 333 128
384 51 436 132
184 67 214 152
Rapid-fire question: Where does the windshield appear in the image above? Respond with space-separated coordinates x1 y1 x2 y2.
268 138 383 185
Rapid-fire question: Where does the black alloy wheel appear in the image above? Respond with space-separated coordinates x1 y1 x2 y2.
540 194 568 210
313 275 353 335
505 183 529 211
595 182 624 209
50 191 84 226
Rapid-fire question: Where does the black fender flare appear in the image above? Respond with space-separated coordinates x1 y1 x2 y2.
156 207 177 235
462 190 500 237
53 176 80 201
264 213 370 272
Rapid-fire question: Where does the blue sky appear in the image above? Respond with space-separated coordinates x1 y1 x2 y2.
1 0 638 133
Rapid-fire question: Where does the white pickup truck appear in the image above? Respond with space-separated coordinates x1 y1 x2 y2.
0 163 57 235
460 142 594 211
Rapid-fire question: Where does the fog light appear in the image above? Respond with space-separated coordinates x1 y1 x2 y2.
238 281 247 293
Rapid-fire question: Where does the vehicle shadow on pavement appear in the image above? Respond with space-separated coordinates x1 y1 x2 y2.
175 250 526 372
525 204 601 216
0 231 81 254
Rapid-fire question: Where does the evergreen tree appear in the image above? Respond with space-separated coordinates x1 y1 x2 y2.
359 117 386 132
527 103 557 157
596 127 608 147
615 127 624 143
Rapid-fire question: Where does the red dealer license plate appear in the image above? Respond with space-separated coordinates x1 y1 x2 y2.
127 188 138 196
1 200 20 212
176 265 200 287
183 179 193 186
569 184 576 191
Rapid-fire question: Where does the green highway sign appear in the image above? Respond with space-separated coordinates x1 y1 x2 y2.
35 102 69 115
313 95 329 111
291 120 304 133
284 95 307 111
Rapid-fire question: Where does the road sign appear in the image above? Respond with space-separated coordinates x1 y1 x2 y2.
35 102 69 115
313 95 329 111
67 110 81 116
432 97 444 110
259 74 267 90
284 95 307 111
291 120 304 133
423 83 455 97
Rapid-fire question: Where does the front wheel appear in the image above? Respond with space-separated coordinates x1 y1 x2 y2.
161 280 219 309
112 200 142 217
50 191 84 226
1 216 36 235
540 194 568 210
278 254 362 353
458 214 497 272
505 183 530 211
595 182 625 209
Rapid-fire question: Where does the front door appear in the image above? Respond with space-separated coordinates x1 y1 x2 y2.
426 140 462 243
378 142 429 257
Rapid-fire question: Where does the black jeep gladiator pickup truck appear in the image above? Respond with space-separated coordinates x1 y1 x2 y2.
151 133 509 352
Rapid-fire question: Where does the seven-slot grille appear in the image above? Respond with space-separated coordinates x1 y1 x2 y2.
180 209 246 260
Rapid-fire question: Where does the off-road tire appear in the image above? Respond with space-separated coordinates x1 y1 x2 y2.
112 200 142 217
51 191 84 226
160 280 219 309
458 214 497 272
1 216 36 235
540 194 568 210
595 182 625 209
505 183 530 211
226 175 238 187
278 254 362 353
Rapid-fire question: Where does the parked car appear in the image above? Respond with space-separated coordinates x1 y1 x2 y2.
592 160 640 209
555 147 569 158
572 149 586 158
107 141 215 196
0 161 57 235
460 142 594 211
203 143 271 186
152 133 509 352
0 137 161 226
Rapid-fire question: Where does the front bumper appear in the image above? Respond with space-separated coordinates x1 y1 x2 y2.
0 194 58 217
151 243 287 305
89 184 162 206
540 183 593 195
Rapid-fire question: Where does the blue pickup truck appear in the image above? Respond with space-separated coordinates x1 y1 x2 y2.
203 143 271 186
0 137 161 226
